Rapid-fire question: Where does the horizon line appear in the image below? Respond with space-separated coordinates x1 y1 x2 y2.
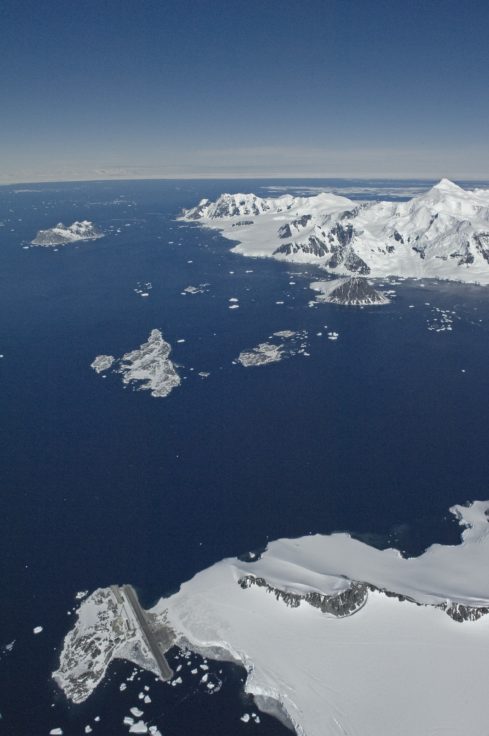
3 174 489 188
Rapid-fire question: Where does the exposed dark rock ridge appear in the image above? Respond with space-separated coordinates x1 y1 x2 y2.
321 276 389 305
238 575 489 623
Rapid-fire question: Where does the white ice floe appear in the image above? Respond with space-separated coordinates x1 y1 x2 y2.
33 626 43 635
426 307 457 332
182 283 209 295
129 721 148 734
180 182 489 285
91 330 180 399
31 221 103 247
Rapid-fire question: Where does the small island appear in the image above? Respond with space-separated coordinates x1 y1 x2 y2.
237 330 308 367
91 329 181 398
31 220 103 246
310 276 390 306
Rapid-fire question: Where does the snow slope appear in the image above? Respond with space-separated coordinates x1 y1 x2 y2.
180 181 489 284
159 500 489 736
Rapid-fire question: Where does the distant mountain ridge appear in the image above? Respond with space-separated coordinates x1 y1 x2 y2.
180 181 489 284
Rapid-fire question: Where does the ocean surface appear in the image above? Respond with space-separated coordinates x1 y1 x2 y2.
1 179 489 735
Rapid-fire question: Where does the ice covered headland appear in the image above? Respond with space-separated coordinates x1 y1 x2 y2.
55 500 489 736
91 329 181 398
31 221 103 246
180 180 489 284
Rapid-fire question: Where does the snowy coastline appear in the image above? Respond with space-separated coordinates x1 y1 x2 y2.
55 500 489 735
180 180 489 285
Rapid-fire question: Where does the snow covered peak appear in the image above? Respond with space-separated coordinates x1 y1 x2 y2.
180 190 351 221
432 178 463 192
180 182 489 284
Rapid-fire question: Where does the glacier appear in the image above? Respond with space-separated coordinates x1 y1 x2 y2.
180 180 489 284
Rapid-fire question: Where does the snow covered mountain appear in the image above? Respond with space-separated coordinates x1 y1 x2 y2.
180 180 489 284
31 220 103 246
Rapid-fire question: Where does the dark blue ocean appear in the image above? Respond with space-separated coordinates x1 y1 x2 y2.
1 179 489 735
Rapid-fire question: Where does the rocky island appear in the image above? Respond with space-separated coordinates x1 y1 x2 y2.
31 220 103 246
91 329 181 398
310 276 390 305
237 330 308 367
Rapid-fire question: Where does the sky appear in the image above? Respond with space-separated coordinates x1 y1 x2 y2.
1 0 489 183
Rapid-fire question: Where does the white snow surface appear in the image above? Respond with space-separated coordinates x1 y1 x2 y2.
180 181 489 284
31 220 103 246
157 500 489 736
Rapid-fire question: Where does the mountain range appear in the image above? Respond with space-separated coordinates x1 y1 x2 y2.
180 180 489 284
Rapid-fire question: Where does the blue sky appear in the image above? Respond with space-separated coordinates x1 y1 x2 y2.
2 0 489 182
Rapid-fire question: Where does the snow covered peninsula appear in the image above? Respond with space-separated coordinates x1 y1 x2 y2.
180 180 489 284
55 499 489 736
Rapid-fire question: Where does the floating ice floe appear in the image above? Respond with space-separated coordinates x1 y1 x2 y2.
134 282 152 297
426 307 456 332
181 283 209 295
